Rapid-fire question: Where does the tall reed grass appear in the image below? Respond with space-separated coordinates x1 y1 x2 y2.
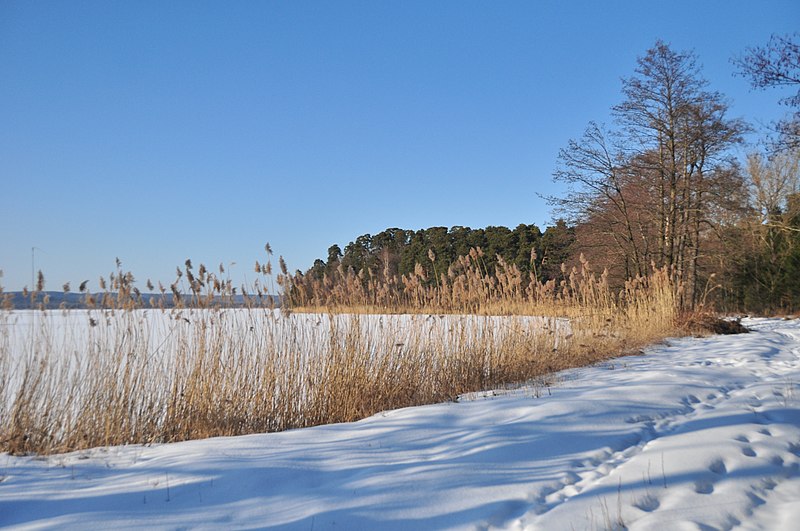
284 249 678 346
0 248 678 455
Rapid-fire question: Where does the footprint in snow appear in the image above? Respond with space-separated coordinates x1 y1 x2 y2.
562 471 580 485
633 492 660 512
788 442 800 457
746 491 767 508
694 480 714 494
709 459 727 475
742 446 757 458
747 396 763 408
760 477 778 491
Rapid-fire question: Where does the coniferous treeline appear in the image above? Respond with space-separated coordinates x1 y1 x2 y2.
305 221 575 287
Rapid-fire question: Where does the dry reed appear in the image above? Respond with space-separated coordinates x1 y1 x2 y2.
0 248 678 455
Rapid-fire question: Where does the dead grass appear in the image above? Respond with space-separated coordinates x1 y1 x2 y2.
0 248 680 455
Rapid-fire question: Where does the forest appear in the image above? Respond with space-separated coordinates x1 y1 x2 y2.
295 37 800 314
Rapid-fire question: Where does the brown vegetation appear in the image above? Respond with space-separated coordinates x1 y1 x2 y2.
1 249 678 455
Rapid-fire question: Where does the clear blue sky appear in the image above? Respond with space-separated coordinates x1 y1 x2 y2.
1 1 798 291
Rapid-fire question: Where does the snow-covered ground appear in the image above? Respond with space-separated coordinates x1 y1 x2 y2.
1 318 799 530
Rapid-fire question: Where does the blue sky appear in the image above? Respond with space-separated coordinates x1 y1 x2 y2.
1 1 798 291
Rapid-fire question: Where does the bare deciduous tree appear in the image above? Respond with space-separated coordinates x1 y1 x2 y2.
553 41 747 307
735 33 800 151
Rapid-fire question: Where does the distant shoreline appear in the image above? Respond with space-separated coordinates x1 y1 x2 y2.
1 291 280 310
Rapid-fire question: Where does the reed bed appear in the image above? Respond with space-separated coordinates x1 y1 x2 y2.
285 249 679 346
0 248 678 455
286 249 656 316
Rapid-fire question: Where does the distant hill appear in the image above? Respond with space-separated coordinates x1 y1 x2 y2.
2 291 280 310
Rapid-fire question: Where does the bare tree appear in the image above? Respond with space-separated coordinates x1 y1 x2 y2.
552 122 650 278
748 149 800 230
554 42 746 307
735 33 800 151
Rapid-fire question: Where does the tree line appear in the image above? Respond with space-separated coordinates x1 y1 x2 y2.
299 35 799 314
305 221 575 286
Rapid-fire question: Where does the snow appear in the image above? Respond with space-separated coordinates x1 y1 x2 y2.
1 317 799 530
